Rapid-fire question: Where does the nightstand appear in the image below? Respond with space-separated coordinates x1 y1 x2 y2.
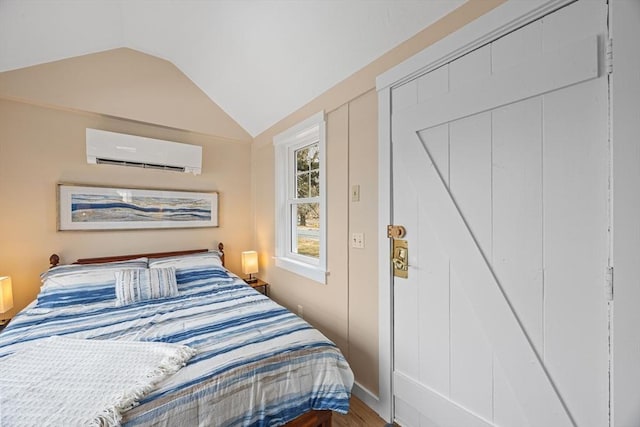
0 319 10 333
245 279 269 297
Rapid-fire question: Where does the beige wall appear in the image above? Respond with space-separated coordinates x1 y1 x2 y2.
0 99 253 317
253 90 380 394
347 90 379 391
252 0 505 396
0 48 252 142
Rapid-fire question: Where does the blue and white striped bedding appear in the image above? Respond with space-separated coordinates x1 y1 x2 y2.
0 261 353 426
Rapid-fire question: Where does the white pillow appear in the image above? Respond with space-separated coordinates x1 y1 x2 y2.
148 252 222 271
41 258 149 289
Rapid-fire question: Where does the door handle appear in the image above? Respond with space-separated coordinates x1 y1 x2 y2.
392 257 407 271
391 237 408 279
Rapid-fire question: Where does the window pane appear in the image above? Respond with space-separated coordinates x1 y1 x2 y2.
296 147 310 173
296 143 319 173
296 173 308 198
310 171 320 197
309 144 320 170
292 203 319 258
295 142 320 199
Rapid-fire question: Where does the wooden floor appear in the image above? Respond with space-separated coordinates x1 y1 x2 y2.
333 396 391 427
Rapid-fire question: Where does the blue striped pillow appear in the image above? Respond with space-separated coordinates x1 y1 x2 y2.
115 268 178 307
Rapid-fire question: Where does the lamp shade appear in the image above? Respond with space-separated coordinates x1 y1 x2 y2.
241 251 259 275
0 276 13 313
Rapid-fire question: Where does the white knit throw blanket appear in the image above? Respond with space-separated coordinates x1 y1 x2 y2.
0 336 196 426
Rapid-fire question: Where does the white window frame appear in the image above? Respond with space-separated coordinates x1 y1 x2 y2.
273 111 327 284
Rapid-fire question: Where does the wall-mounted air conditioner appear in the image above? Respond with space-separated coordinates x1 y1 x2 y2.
86 128 202 175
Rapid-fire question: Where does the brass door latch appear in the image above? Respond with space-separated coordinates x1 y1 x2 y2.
388 225 408 278
387 225 406 239
392 239 409 278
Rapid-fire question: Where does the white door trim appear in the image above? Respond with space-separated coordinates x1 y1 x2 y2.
377 85 393 422
376 0 575 423
610 2 640 426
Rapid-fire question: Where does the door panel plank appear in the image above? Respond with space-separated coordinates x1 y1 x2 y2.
392 79 419 113
541 0 606 54
494 362 529 427
393 122 573 426
491 19 542 74
394 396 421 427
448 113 494 419
393 35 598 139
449 44 491 93
492 98 544 351
417 64 449 106
392 157 420 379
450 272 494 420
417 124 451 395
449 113 492 255
395 371 493 427
418 125 450 184
542 78 609 427
492 97 544 427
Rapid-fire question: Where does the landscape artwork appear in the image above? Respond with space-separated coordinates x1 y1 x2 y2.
58 184 218 230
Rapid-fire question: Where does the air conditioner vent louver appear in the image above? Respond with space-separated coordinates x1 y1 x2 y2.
96 158 186 172
86 128 202 175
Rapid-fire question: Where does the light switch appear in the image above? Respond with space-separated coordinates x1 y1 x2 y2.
351 184 360 202
352 232 365 249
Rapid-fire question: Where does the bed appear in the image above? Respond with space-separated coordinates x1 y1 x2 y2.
0 244 353 426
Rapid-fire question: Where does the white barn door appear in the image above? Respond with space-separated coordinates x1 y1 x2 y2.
390 2 609 426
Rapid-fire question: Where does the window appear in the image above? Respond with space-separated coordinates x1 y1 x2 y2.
274 112 326 283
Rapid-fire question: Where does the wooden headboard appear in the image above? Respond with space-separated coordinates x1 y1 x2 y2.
49 243 225 268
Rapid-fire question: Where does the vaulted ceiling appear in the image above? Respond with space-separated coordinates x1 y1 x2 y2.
0 0 465 137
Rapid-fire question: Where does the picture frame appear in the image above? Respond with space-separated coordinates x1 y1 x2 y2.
57 184 218 231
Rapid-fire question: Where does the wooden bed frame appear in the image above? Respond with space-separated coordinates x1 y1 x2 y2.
50 244 223 268
47 243 334 427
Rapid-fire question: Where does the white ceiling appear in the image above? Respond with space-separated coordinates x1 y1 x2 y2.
0 0 464 136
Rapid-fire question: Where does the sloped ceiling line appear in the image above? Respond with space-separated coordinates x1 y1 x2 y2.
0 0 465 137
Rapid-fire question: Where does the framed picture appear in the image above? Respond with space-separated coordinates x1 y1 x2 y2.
57 184 218 231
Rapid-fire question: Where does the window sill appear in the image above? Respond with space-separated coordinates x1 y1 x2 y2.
275 257 326 284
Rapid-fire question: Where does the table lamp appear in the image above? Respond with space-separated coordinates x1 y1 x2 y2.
0 276 13 327
241 251 259 283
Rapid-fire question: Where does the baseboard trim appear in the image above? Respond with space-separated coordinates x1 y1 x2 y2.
352 381 381 416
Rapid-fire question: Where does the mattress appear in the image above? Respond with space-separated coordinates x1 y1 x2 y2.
0 257 353 426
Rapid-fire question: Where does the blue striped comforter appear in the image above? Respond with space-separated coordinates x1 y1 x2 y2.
0 267 353 426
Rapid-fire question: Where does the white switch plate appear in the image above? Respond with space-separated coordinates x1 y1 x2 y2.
351 184 360 202
352 232 365 249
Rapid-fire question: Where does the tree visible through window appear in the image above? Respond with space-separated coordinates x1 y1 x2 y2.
293 143 320 258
